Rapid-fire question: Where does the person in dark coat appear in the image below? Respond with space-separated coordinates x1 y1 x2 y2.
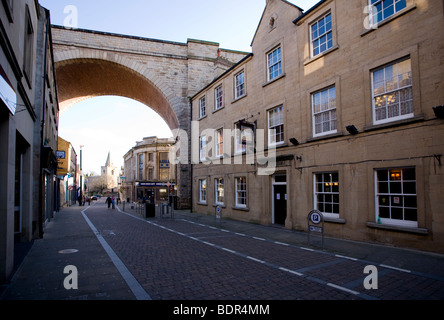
106 196 112 209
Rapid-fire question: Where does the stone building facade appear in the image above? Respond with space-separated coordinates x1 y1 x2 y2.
0 0 59 282
51 27 249 209
191 0 444 253
122 137 176 205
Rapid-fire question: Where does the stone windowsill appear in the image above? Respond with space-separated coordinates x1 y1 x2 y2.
366 222 429 235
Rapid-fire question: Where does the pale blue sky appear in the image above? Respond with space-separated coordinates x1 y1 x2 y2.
39 0 319 174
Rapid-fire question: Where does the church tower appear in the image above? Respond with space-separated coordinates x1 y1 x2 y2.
101 151 118 190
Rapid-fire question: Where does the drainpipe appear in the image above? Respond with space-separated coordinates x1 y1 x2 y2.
38 9 50 239
189 98 193 213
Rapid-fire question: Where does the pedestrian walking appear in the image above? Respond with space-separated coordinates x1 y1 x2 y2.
112 196 116 210
106 196 112 209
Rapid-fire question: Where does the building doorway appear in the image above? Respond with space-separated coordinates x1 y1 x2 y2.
272 175 287 225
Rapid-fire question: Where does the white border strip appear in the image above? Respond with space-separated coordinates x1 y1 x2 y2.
81 208 151 300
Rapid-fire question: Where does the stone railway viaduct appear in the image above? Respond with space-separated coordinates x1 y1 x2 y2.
52 25 248 209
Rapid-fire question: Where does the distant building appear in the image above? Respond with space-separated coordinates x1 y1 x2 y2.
122 137 175 204
86 152 119 195
57 137 78 207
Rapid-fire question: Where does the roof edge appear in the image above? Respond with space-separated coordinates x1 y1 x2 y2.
293 0 329 25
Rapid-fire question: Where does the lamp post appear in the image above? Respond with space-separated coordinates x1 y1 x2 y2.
80 145 84 205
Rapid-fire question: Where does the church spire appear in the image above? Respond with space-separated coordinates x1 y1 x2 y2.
105 151 112 167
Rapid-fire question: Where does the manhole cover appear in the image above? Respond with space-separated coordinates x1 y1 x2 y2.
58 249 79 254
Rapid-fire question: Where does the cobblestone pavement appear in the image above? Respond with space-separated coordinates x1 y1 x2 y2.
84 202 444 300
2 201 444 302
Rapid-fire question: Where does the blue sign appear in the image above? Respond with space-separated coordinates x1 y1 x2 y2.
159 160 170 168
137 182 169 187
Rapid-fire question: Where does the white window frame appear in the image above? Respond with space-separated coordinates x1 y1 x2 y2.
371 58 413 125
314 172 340 219
235 177 247 208
312 86 337 137
199 135 207 162
215 128 224 158
268 106 285 147
215 178 224 205
267 47 282 82
375 168 418 228
235 71 245 99
369 0 407 26
234 122 246 154
199 96 206 119
199 179 207 203
215 85 223 111
310 12 333 58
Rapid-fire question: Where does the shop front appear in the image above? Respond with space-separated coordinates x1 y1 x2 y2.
136 182 176 205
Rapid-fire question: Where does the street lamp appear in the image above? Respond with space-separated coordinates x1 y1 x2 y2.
80 145 84 204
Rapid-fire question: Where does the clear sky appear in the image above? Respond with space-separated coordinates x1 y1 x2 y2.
39 0 320 175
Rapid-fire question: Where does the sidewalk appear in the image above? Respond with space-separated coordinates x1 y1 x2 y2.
0 204 136 300
1 202 444 301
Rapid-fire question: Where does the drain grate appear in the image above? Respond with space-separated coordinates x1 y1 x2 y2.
58 249 79 254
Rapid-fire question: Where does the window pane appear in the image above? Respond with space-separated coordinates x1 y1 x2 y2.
325 194 332 203
312 87 336 136
315 172 339 216
325 203 333 213
379 206 390 219
379 196 389 206
390 182 402 194
404 196 417 208
391 195 403 207
405 208 417 222
333 204 340 214
403 168 416 181
391 207 403 220
378 182 389 194
312 13 333 56
395 0 407 12
373 59 413 123
403 182 416 194
377 170 388 181
376 168 417 225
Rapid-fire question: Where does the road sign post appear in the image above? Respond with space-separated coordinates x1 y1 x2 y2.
308 210 325 249
215 205 222 227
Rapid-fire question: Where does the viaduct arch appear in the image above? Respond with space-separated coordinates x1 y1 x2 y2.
52 25 248 208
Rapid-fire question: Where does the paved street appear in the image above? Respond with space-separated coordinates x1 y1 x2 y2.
2 200 444 302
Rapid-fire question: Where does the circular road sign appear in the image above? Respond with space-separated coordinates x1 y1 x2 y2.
309 210 322 225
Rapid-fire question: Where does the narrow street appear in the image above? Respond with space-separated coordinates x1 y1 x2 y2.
4 200 441 301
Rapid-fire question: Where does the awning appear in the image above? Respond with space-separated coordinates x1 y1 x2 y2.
0 64 16 115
